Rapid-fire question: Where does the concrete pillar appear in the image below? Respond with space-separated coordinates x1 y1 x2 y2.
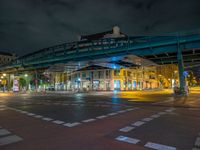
177 40 186 94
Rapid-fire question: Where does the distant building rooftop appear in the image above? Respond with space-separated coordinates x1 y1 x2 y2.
0 51 15 56
79 26 127 41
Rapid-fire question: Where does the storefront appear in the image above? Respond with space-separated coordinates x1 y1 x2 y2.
114 80 121 90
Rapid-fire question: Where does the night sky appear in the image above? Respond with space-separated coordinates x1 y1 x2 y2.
0 0 200 56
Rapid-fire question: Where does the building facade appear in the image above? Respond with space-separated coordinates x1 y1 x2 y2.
52 66 160 91
0 51 16 65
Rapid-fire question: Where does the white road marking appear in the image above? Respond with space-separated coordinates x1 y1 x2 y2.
20 111 28 114
151 114 160 118
26 113 35 116
144 142 176 150
63 122 81 127
96 115 107 119
107 112 118 116
126 108 135 111
52 120 65 124
0 129 11 136
195 137 200 147
131 121 145 127
34 115 43 118
118 110 126 113
116 136 140 144
42 117 53 121
0 108 6 111
119 126 135 132
0 105 6 108
0 135 23 146
82 119 96 123
165 109 173 112
142 117 154 122
158 112 167 115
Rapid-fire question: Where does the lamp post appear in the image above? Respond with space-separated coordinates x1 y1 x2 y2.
1 74 7 92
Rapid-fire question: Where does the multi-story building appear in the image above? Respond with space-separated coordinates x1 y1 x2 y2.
60 66 159 91
0 51 16 65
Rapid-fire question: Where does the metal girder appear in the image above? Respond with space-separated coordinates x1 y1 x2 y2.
1 31 200 71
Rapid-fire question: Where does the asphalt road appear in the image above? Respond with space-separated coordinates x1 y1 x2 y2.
0 88 200 150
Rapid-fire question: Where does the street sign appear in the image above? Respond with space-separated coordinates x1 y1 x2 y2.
183 71 188 77
13 79 19 92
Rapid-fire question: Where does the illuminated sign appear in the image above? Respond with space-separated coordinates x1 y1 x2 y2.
13 79 19 92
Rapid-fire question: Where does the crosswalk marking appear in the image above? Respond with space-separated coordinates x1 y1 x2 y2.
131 121 145 127
82 119 96 123
52 120 65 124
42 118 53 121
116 136 140 144
0 129 11 136
119 126 135 132
144 142 176 150
0 135 23 146
195 137 200 147
151 114 160 118
142 117 153 122
63 122 81 127
96 115 107 119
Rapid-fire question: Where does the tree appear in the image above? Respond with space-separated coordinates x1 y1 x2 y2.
19 78 27 89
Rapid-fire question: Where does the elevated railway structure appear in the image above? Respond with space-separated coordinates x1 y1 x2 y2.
1 29 200 93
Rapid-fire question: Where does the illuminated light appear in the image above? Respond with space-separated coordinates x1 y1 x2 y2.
3 73 6 76
113 90 118 94
168 78 171 80
158 75 162 77
24 74 28 77
1 76 3 79
0 79 1 82
78 78 81 81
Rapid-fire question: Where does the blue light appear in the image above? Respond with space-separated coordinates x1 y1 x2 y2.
113 90 118 94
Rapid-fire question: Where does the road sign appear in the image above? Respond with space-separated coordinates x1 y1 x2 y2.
183 71 188 77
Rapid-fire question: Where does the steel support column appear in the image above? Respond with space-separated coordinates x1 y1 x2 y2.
177 39 186 94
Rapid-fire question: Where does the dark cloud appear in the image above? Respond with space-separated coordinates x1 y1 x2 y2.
0 0 200 56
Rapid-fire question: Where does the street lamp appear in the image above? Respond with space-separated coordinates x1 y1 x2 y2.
3 73 6 77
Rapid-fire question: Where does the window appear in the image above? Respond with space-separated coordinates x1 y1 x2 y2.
123 71 126 76
114 70 120 76
82 72 86 78
106 70 110 78
127 71 131 77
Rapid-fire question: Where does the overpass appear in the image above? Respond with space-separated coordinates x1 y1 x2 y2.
1 29 200 93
